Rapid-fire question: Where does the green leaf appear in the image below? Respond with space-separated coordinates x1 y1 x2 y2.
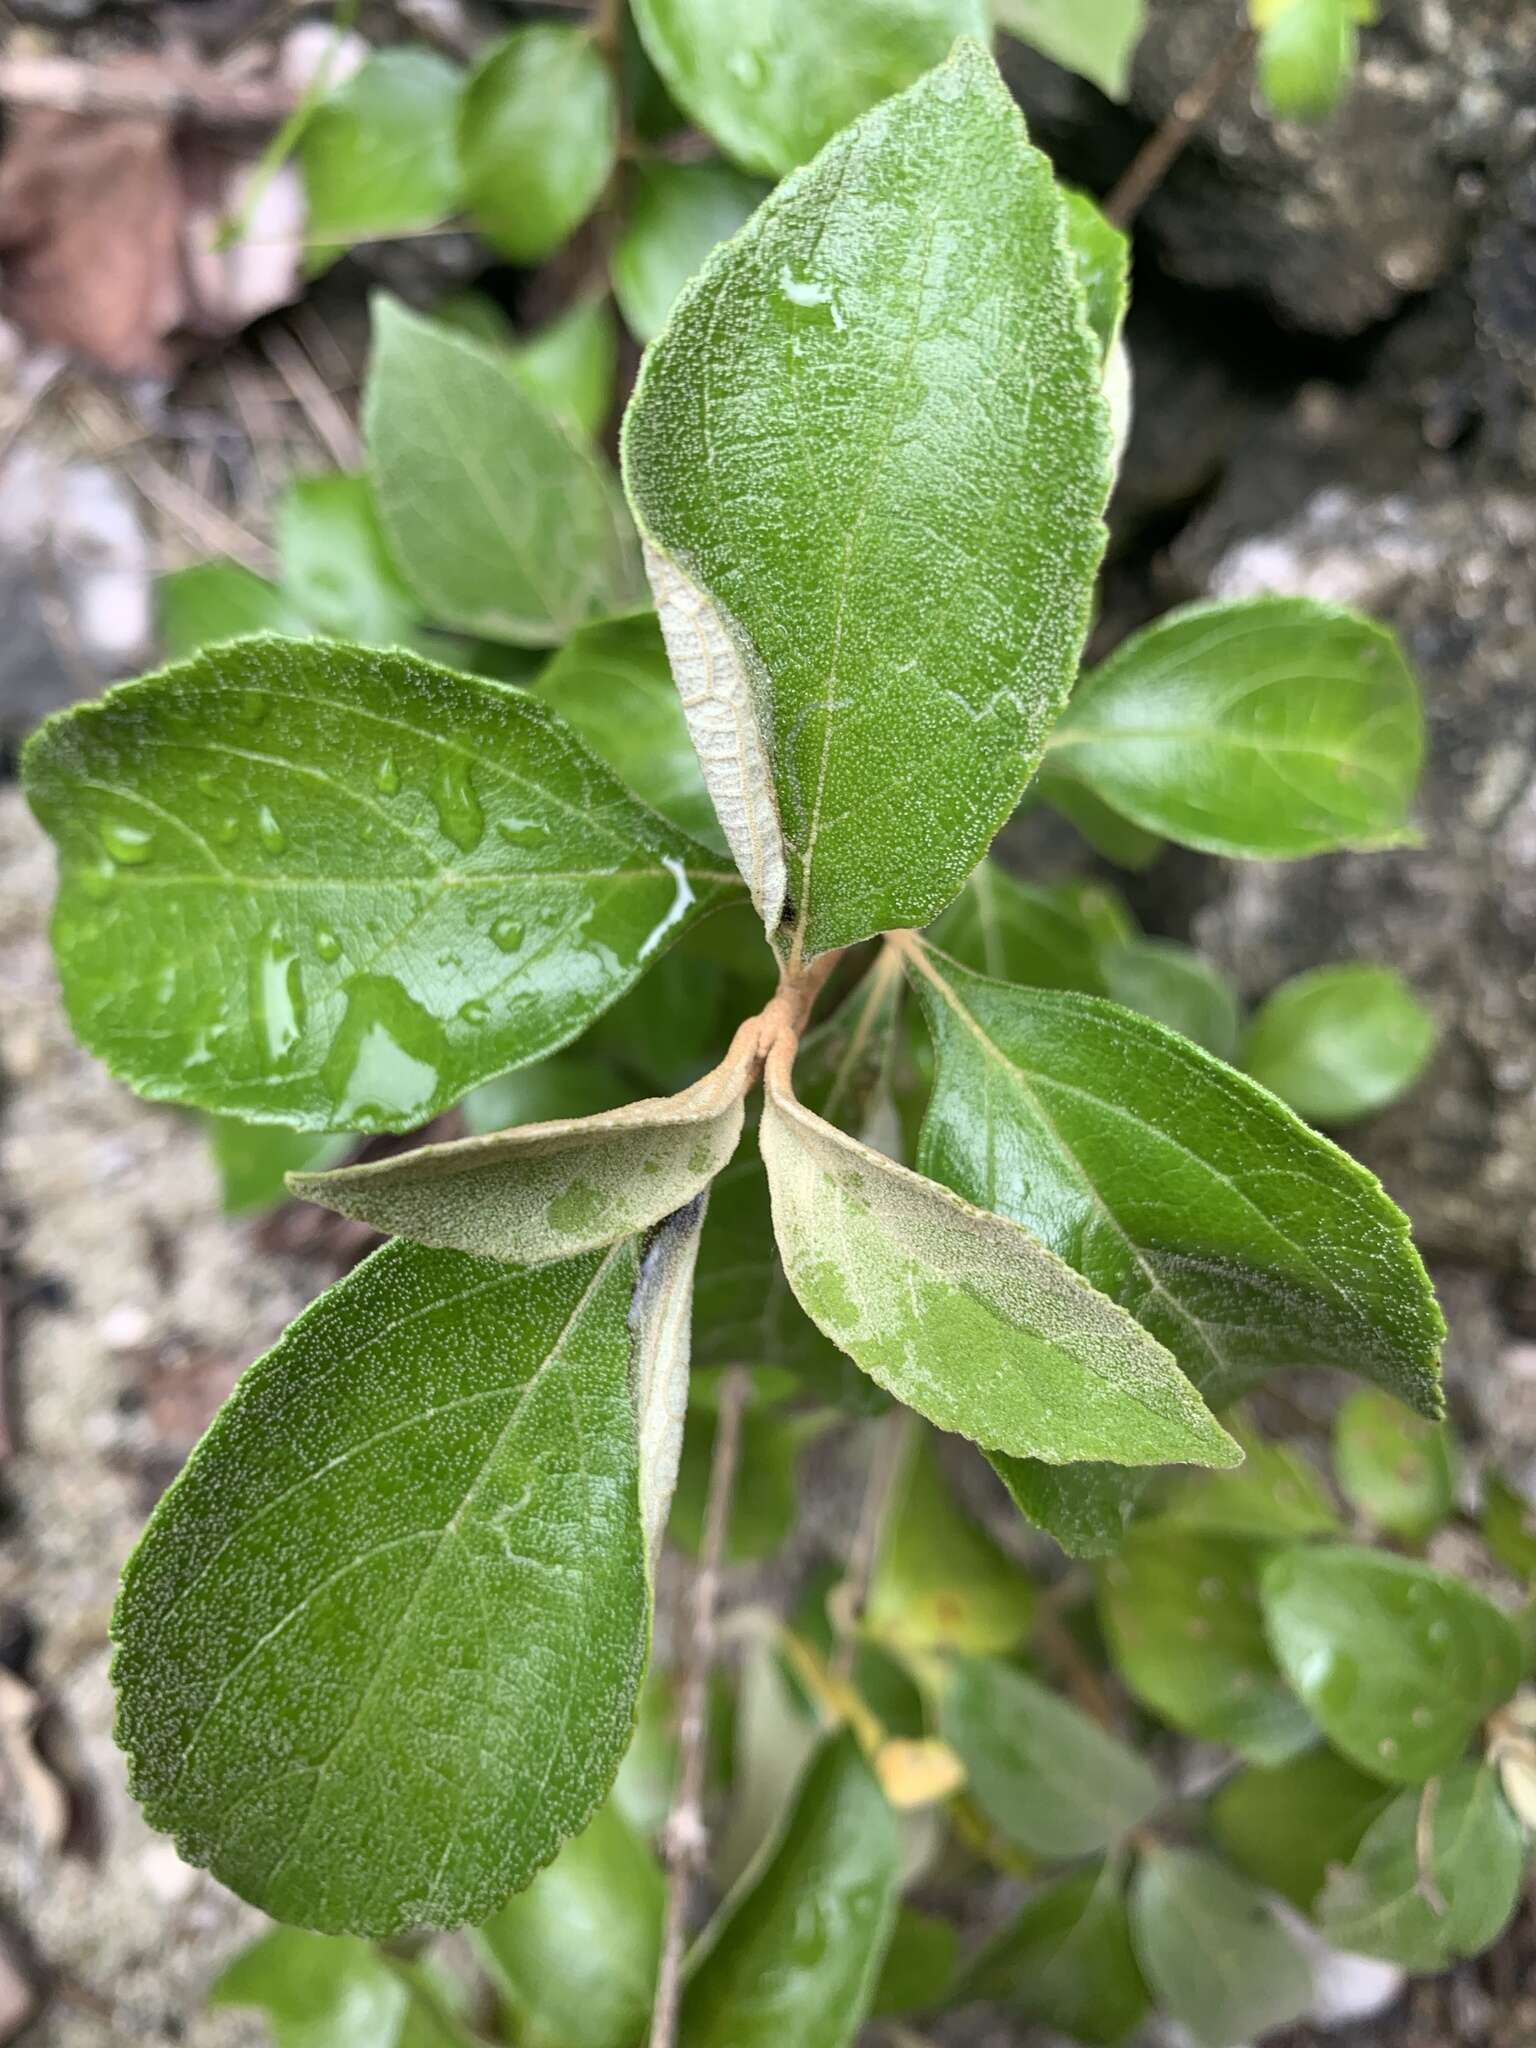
994 0 1146 99
942 1655 1161 1858
1317 1765 1525 1968
474 1800 663 2048
159 563 304 661
1332 1388 1457 1541
864 1427 1036 1656
870 1907 958 2018
623 42 1111 955
612 158 769 343
1207 1748 1393 1912
299 49 463 267
210 1929 424 2048
1037 769 1166 870
906 938 1445 1417
760 1046 1238 1466
928 860 1123 996
536 611 719 846
23 638 740 1132
278 473 421 649
1255 0 1356 121
1097 938 1241 1062
630 0 989 177
991 1456 1150 1560
962 1862 1148 2045
458 25 617 264
679 1733 902 2048
1128 1847 1312 2048
111 1238 651 1935
208 1116 351 1216
1483 1471 1536 1581
1241 963 1436 1126
1061 188 1130 358
366 298 644 646
510 296 619 442
1156 1418 1341 1542
1101 1526 1315 1763
1260 1545 1523 1784
1045 598 1424 858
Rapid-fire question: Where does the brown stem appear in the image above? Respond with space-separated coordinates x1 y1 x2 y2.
649 1365 751 2048
1102 27 1258 230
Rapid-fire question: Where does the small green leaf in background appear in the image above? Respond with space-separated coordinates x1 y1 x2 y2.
612 1668 678 1838
111 1239 650 1934
1101 1527 1315 1763
630 0 989 176
207 1116 351 1216
1157 1418 1341 1542
864 1427 1036 1656
942 1656 1161 1858
211 1929 420 2048
612 158 770 342
1129 1847 1313 2048
1241 963 1436 1126
993 0 1146 100
963 1862 1148 2046
1044 597 1424 858
367 298 643 646
1253 0 1370 121
1060 188 1130 358
278 473 421 649
715 1631 821 1889
509 296 619 442
623 42 1111 954
670 1383 826 1564
1038 769 1165 870
680 1734 902 2048
1098 937 1241 1062
870 1907 958 2019
1317 1764 1525 1968
299 48 463 269
1333 1388 1457 1541
458 25 617 263
928 860 1126 996
1261 1545 1524 1783
474 1801 663 2048
991 1457 1151 1560
1483 1471 1536 1580
1207 1748 1392 1912
158 562 304 660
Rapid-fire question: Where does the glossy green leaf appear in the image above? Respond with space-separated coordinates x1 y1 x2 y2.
458 26 617 263
278 473 421 649
208 1116 350 1216
870 1908 958 2019
1261 1545 1523 1784
1207 1748 1393 1912
942 1655 1161 1858
928 860 1123 996
623 42 1111 954
1255 0 1356 120
210 1929 431 2048
536 611 719 845
907 939 1445 1417
1098 938 1241 1062
761 1050 1238 1467
111 1238 651 1934
991 1456 1151 1560
1483 1471 1536 1581
994 0 1146 99
366 298 644 645
1317 1765 1525 1968
670 1388 825 1565
680 1733 902 2048
299 49 463 266
1037 769 1165 871
22 638 739 1132
510 296 619 442
474 1800 663 2048
1101 1527 1315 1763
865 1427 1035 1656
1045 598 1424 858
1156 1419 1341 1542
612 158 769 343
1129 1847 1312 2048
630 0 988 177
962 1862 1148 2046
159 563 304 661
1333 1389 1456 1541
1242 963 1436 1126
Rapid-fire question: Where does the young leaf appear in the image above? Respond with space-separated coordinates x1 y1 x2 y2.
993 0 1146 100
474 1800 663 2048
366 298 644 645
509 296 619 442
111 1239 650 1935
1207 1749 1394 1913
1044 598 1424 858
458 26 617 264
1332 1388 1457 1541
210 1929 441 2048
22 638 740 1131
1316 1765 1525 1969
1241 963 1437 1126
623 42 1111 954
679 1733 902 2048
1101 1527 1316 1763
906 939 1446 1417
208 1116 351 1216
760 1046 1239 1467
278 473 421 649
1097 938 1241 1063
965 1862 1147 2044
299 49 463 267
612 159 769 343
941 1656 1161 1858
1260 1545 1523 1784
629 0 989 177
1128 1847 1313 2048
1254 0 1358 121
289 1020 752 1263
158 562 304 660
928 860 1123 996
